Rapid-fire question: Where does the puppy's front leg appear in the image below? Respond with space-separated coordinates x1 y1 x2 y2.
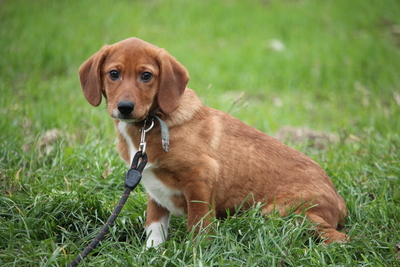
145 194 170 247
186 187 214 237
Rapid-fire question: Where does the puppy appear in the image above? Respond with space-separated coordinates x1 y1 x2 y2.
79 37 348 247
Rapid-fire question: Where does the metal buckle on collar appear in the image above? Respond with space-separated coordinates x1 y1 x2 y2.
139 118 154 154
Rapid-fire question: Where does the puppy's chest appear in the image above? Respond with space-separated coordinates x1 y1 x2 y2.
142 166 185 216
117 121 185 216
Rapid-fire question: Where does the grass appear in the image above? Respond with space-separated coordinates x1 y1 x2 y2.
1 0 400 266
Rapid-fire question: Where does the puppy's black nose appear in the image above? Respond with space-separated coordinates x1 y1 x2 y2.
118 100 134 115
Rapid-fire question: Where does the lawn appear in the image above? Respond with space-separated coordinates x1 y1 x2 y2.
1 0 400 266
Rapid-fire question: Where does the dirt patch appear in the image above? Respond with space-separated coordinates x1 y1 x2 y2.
274 126 340 150
37 128 74 157
381 17 400 48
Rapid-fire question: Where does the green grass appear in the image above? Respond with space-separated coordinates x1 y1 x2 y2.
1 0 400 266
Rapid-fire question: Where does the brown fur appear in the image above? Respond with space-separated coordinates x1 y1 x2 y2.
79 37 348 244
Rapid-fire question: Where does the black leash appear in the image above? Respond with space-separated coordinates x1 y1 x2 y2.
68 116 168 266
67 151 147 267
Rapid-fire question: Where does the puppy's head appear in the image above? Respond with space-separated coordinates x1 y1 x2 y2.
79 37 189 122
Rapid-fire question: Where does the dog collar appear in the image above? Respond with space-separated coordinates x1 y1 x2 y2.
138 113 169 153
148 113 170 153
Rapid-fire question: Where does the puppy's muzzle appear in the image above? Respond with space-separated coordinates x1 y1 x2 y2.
118 100 134 116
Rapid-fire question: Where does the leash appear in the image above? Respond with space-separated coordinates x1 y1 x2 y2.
67 116 168 266
67 151 147 267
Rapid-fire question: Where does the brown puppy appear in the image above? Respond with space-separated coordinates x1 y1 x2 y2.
79 37 348 247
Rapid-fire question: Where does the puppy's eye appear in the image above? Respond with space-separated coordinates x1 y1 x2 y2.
109 70 120 80
141 72 153 82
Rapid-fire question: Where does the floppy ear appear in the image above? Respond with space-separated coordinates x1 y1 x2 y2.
156 50 189 114
78 45 110 107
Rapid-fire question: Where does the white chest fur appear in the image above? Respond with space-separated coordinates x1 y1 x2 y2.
141 166 185 216
117 121 184 216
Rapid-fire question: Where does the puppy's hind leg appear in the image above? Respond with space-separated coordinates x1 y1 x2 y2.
307 213 349 244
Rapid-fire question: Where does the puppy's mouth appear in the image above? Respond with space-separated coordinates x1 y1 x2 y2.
111 109 148 124
117 117 140 123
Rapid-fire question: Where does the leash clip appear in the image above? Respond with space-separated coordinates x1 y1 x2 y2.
139 118 154 154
